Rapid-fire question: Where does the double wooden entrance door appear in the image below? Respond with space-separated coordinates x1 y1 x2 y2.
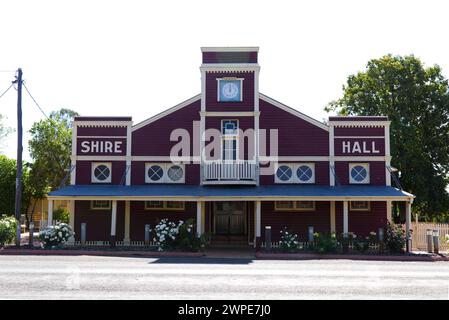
214 202 246 235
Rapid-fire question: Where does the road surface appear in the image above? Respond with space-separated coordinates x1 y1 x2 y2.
0 255 448 299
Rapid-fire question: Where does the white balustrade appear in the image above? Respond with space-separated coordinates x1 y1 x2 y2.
203 161 256 182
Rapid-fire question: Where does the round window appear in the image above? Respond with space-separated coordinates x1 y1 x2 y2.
167 165 184 182
297 165 313 182
147 165 164 181
94 165 110 181
276 165 292 181
351 165 368 182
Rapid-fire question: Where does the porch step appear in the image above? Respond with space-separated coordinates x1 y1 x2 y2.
210 235 249 247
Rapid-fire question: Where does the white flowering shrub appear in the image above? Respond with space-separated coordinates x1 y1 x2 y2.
0 215 18 246
152 218 203 252
446 234 449 244
153 219 182 251
39 222 74 248
279 228 299 252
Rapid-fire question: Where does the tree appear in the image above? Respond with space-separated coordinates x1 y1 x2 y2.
0 155 17 215
0 114 13 151
326 55 449 220
0 155 31 218
28 108 78 191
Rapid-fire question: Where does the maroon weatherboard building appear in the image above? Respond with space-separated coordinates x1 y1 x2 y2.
49 47 414 250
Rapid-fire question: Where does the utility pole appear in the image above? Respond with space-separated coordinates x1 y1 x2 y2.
14 68 23 247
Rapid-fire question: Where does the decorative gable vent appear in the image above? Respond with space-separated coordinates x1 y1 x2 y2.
145 163 185 184
275 163 315 184
349 163 370 184
91 162 112 183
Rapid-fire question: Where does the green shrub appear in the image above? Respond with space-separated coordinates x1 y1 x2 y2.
279 228 299 252
384 222 406 253
313 232 338 253
175 218 204 252
53 208 70 224
0 215 18 246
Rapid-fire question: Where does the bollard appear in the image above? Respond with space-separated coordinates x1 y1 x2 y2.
378 228 384 242
308 226 314 243
265 226 272 251
144 224 151 245
426 229 433 253
433 229 439 254
81 223 87 246
29 222 34 248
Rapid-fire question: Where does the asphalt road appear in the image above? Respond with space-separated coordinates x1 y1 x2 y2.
0 255 448 299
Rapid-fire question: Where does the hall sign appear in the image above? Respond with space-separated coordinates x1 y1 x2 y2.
335 138 384 156
77 138 126 155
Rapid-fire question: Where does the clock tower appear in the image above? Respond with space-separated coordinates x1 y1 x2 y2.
199 47 261 184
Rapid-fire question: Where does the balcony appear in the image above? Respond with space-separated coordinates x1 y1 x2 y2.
202 160 257 185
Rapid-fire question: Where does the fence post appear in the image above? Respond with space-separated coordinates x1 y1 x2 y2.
145 224 151 246
28 222 34 248
265 226 271 251
308 226 314 243
378 228 384 242
433 229 439 254
426 229 433 253
81 223 87 246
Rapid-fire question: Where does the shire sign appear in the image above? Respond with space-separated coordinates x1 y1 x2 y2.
79 139 124 154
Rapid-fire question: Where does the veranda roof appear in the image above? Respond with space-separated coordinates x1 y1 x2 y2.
48 184 414 201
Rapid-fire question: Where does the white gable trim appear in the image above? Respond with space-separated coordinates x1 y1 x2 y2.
201 47 259 52
132 94 201 132
259 93 329 131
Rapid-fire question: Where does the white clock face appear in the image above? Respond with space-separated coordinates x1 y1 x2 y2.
221 82 239 99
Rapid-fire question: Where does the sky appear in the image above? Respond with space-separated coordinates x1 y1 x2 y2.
0 0 448 161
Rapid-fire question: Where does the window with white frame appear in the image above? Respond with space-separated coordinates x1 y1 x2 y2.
275 163 315 184
349 163 370 184
144 201 185 210
91 162 112 183
90 200 111 210
145 163 185 183
350 201 370 211
221 120 238 161
275 201 315 211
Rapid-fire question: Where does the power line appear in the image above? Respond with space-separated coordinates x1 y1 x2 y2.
22 82 50 120
0 83 13 100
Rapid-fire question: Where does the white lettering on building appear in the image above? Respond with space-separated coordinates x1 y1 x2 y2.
79 140 123 154
341 141 381 154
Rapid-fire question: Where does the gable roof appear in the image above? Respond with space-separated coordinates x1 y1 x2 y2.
259 93 329 131
132 93 329 132
132 94 201 132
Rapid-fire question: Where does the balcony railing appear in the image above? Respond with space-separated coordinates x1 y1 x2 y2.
203 160 257 184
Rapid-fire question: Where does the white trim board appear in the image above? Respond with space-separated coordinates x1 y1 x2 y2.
76 121 132 127
201 47 259 52
200 111 258 117
259 93 329 132
132 94 201 132
330 121 391 127
72 155 391 162
200 64 260 73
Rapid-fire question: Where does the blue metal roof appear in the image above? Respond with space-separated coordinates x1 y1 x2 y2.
48 184 413 199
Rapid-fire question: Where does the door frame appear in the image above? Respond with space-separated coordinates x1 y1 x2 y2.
212 201 247 236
